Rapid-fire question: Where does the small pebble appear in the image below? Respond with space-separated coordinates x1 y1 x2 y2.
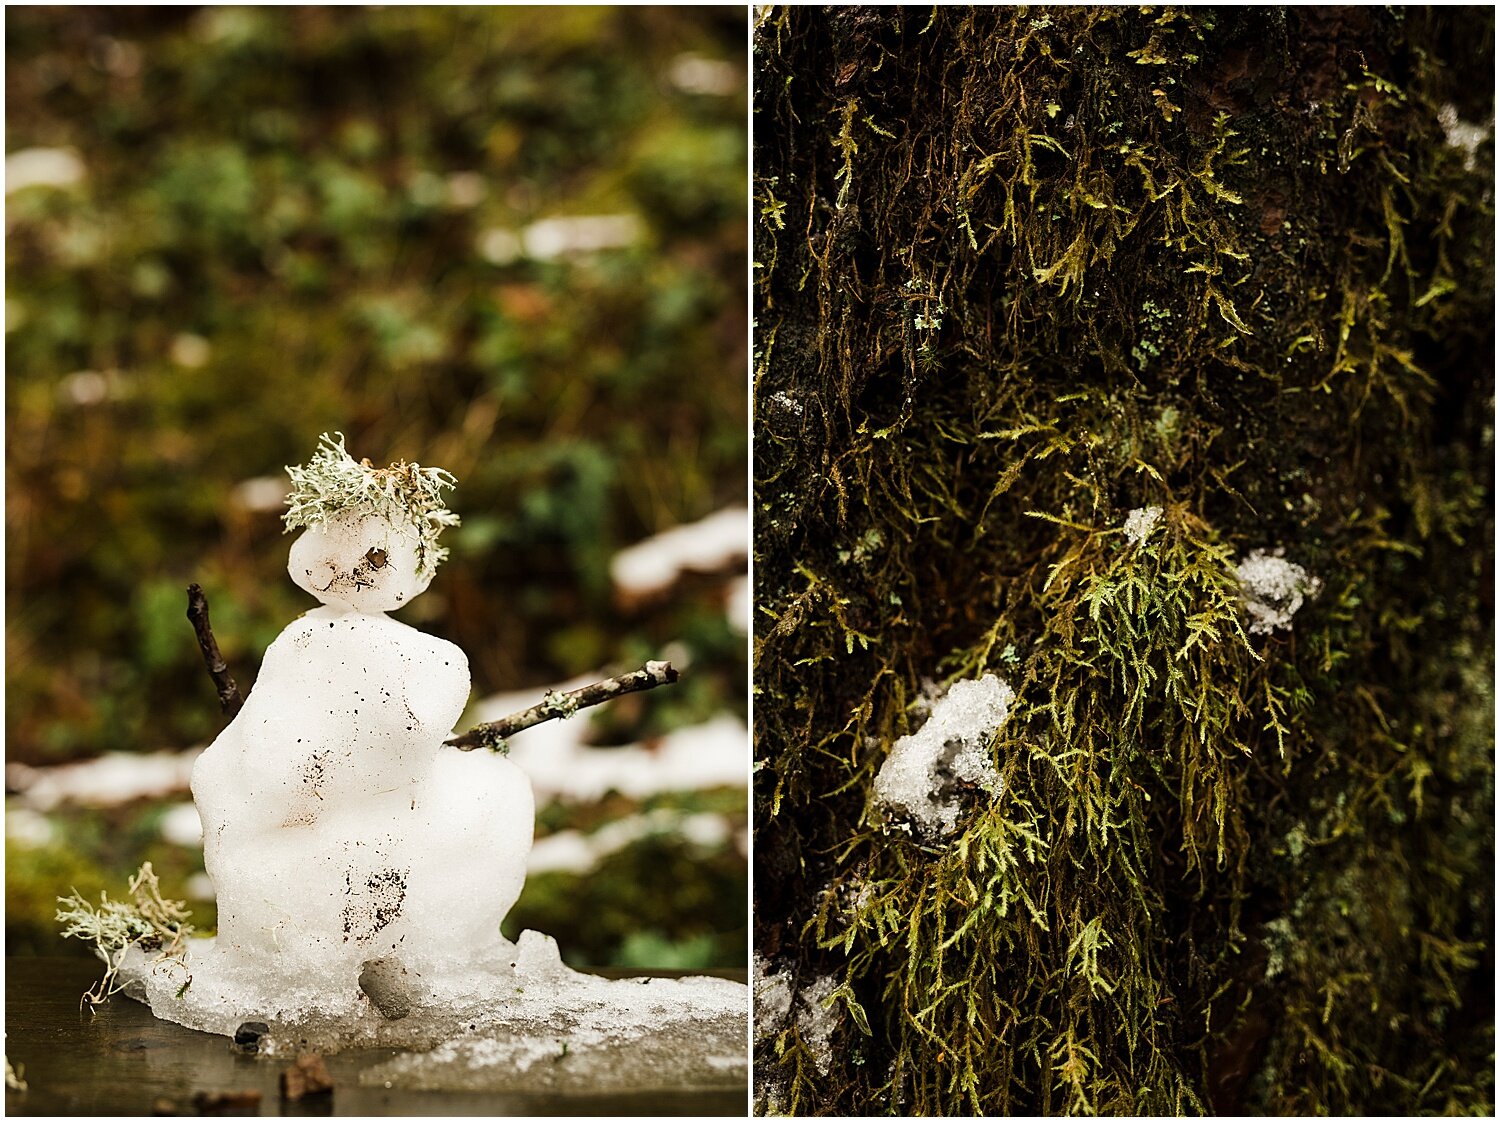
280 1053 335 1101
230 1021 268 1053
358 956 416 1020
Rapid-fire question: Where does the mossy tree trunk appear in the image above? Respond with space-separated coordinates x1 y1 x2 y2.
753 6 1493 1115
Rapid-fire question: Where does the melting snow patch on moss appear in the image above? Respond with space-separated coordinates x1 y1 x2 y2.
1438 103 1491 172
1122 505 1163 546
1236 548 1322 634
754 957 840 1076
753 954 794 1040
874 673 1015 836
793 974 840 1075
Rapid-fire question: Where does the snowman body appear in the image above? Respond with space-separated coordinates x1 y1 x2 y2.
190 509 533 986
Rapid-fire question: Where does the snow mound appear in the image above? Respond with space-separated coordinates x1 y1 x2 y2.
1236 548 1321 634
1122 505 1163 546
7 147 84 193
610 507 748 601
873 673 1015 836
7 749 201 811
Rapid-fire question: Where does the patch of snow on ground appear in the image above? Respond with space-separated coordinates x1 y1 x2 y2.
610 507 748 601
667 53 738 97
230 475 289 513
7 147 85 193
1236 548 1322 634
4 805 54 847
159 802 204 847
7 749 202 811
874 673 1015 836
472 678 746 802
479 214 642 265
528 810 733 875
725 574 751 635
60 369 126 406
185 872 216 901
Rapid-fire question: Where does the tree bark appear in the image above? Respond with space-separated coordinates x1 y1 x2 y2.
753 6 1492 1116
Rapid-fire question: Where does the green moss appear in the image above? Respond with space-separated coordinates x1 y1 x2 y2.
504 824 747 969
754 6 1492 1115
6 805 217 959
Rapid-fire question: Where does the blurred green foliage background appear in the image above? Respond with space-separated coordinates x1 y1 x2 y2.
6 5 747 968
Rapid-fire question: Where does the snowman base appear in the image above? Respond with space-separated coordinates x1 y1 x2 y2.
117 931 747 1094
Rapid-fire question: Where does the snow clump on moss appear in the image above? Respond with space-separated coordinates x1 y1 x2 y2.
1122 505 1163 545
1236 548 1322 634
753 954 794 1039
874 673 1015 836
792 974 841 1074
753 958 842 1075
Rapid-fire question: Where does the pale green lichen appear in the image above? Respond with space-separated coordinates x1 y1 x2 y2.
56 862 194 1007
283 432 460 574
538 690 581 720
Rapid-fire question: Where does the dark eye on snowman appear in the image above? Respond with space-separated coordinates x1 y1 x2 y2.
365 547 388 569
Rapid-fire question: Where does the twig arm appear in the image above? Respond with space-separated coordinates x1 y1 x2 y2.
187 583 244 718
445 660 679 751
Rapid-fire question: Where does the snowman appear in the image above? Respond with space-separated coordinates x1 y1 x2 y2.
112 434 747 1084
189 434 533 1000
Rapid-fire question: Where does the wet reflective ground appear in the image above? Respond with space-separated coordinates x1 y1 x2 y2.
6 959 746 1117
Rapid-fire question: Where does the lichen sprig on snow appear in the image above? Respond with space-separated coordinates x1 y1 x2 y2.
283 432 460 574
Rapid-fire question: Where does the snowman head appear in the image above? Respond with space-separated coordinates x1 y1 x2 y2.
288 508 432 611
282 433 459 613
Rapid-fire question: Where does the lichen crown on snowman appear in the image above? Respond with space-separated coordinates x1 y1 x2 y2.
283 432 460 613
